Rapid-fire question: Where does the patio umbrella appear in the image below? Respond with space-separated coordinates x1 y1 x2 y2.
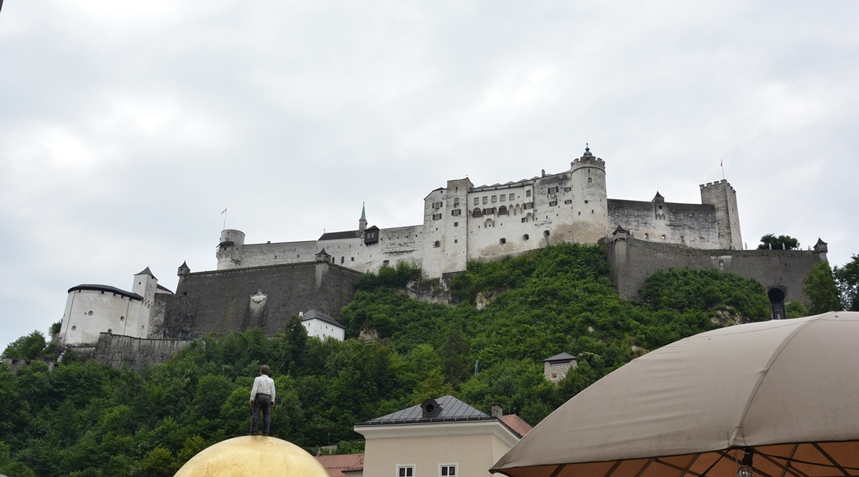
491 311 859 477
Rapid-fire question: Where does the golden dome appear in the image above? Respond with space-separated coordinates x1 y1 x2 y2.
175 436 330 477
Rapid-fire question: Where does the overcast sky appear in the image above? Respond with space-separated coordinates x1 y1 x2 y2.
1 1 857 353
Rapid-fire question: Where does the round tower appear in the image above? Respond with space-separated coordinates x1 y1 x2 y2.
569 145 609 243
216 229 246 270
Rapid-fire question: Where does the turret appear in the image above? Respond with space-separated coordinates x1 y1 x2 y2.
132 267 158 308
216 229 246 270
569 145 609 243
359 203 367 231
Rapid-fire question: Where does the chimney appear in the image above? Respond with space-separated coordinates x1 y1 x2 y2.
491 403 503 419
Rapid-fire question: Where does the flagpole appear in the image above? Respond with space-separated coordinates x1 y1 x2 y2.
721 159 724 180
222 207 228 230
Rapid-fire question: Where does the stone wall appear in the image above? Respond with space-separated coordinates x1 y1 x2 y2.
605 237 826 308
159 261 361 340
93 333 191 371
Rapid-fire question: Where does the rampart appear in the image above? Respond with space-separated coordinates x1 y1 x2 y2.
159 261 361 339
605 237 826 307
93 333 191 371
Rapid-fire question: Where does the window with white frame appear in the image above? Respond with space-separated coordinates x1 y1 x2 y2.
440 464 457 477
398 465 415 477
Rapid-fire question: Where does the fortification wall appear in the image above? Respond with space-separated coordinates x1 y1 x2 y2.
92 333 191 372
605 238 825 307
608 200 720 249
160 261 360 339
240 240 318 268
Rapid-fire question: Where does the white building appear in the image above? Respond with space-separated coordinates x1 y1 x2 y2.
215 146 742 279
300 309 346 341
58 267 173 346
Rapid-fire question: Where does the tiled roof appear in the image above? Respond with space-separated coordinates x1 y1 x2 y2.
302 309 344 328
136 267 157 279
319 230 363 241
315 454 364 477
501 414 533 437
543 352 576 362
359 395 490 425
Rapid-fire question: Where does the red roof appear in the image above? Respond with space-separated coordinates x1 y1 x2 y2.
502 414 533 437
315 454 364 477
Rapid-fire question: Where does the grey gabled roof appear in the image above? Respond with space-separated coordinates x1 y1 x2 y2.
319 230 363 241
67 284 143 301
301 309 343 329
358 395 490 425
543 352 576 363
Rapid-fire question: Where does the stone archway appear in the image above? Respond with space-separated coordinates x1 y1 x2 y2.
767 287 786 320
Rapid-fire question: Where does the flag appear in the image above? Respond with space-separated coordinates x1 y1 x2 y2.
221 207 228 214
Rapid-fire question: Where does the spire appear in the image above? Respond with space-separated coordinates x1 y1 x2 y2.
582 143 593 158
359 202 368 231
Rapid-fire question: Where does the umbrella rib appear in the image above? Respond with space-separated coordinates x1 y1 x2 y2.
812 443 851 476
653 458 706 477
697 452 726 477
634 458 655 477
547 463 566 477
680 454 701 477
604 460 622 477
715 451 776 477
756 448 807 477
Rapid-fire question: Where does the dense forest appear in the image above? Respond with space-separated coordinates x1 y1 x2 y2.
0 243 842 476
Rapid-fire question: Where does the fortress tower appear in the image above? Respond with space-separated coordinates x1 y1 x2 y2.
700 180 742 250
569 145 609 243
216 229 246 270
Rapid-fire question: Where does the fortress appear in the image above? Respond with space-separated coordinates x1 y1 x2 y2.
57 146 829 363
216 146 742 279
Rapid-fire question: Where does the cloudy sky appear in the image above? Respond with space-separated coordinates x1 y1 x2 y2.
1 1 857 352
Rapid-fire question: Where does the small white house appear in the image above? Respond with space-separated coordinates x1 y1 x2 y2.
300 309 345 341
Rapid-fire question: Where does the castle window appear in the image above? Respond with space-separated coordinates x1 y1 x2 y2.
432 201 443 209
564 199 572 204
498 206 508 215
585 200 588 204
499 238 506 244
564 187 571 192
454 239 458 243
341 256 345 264
472 208 483 218
549 200 557 207
492 195 497 203
453 198 459 207
523 203 534 209
544 230 550 238
434 241 441 248
548 187 559 194
483 196 488 205
454 222 458 227
526 190 532 197
644 233 649 239
523 234 529 240
474 197 479 205
483 207 495 215
432 213 442 220
521 217 528 223
500 194 506 202
351 257 355 261
588 177 592 183
451 209 461 216
509 193 515 201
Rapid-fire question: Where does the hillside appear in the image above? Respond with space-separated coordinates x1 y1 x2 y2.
0 243 774 476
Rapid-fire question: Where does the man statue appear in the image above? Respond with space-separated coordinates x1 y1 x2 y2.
249 364 276 436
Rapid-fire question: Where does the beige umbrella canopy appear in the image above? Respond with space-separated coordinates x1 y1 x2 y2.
491 312 859 477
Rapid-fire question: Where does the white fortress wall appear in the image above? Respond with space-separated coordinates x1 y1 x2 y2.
608 199 721 249
61 288 143 345
467 181 542 261
241 240 319 267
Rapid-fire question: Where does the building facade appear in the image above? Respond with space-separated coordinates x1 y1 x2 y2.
214 147 743 279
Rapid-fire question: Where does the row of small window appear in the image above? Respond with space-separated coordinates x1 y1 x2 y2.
546 186 573 194
398 464 456 477
474 190 531 206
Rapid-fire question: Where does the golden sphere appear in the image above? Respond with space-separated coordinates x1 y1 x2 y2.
175 436 329 477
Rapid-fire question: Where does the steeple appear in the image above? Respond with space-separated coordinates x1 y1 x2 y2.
359 202 367 231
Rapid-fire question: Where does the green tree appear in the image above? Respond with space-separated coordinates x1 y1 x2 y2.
2 330 47 360
804 261 842 314
834 255 859 311
757 234 800 250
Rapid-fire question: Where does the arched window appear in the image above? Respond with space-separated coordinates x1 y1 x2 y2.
472 208 483 218
498 205 508 216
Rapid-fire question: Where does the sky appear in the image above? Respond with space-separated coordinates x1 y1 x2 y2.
1 1 857 353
